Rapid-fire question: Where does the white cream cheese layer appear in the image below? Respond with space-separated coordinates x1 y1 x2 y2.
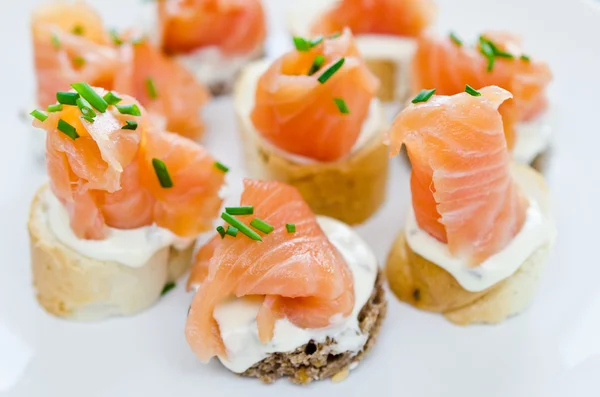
46 191 194 268
513 106 555 164
405 164 556 292
213 216 378 374
234 59 385 165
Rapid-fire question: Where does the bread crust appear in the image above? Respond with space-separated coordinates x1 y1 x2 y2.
28 185 194 321
241 271 387 384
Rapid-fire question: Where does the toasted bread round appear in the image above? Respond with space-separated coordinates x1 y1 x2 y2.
242 271 387 384
28 185 194 321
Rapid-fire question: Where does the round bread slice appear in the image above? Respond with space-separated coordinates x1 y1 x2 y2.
28 185 194 321
241 271 387 384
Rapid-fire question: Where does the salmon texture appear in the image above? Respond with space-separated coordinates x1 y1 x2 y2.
185 180 354 362
34 86 224 240
412 33 552 147
311 0 436 37
389 86 528 265
158 0 266 56
250 29 379 161
114 37 210 139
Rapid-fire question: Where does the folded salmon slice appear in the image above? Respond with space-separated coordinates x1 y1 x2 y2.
34 86 224 240
185 180 354 362
158 0 266 56
250 29 379 161
389 86 528 265
412 32 552 149
114 37 210 139
311 0 436 37
32 1 118 108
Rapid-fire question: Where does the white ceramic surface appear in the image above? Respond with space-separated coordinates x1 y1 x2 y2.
1 0 599 396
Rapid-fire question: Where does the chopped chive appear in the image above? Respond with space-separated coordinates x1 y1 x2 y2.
225 206 254 216
411 88 436 104
51 33 60 49
30 109 48 122
72 25 84 35
520 54 531 62
225 226 239 237
465 84 481 96
81 115 95 123
152 158 173 188
308 55 325 76
109 29 123 46
318 58 345 84
328 32 342 39
221 213 262 241
103 91 122 105
333 98 350 114
479 37 496 72
449 32 462 46
122 120 138 130
76 97 96 119
214 161 229 173
57 119 79 140
293 36 311 52
310 35 324 47
494 50 514 59
47 103 63 112
73 56 85 67
160 282 176 296
115 104 141 116
145 78 158 100
57 91 80 106
71 82 108 113
286 223 296 233
216 225 226 239
250 218 274 234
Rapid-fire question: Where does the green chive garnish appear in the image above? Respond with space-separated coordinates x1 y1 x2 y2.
411 88 436 104
328 32 342 39
145 78 158 100
310 36 324 47
73 57 85 67
76 97 96 119
122 120 138 130
109 29 123 46
308 55 325 76
318 58 345 84
57 119 79 140
214 161 229 173
250 218 274 234
226 226 239 237
221 213 262 241
293 36 311 52
47 104 63 112
57 91 80 106
152 158 173 188
160 282 176 296
71 82 108 113
225 206 254 216
465 84 481 96
333 98 350 114
115 104 141 116
81 115 95 123
51 33 60 49
520 54 531 62
449 32 462 46
479 38 495 72
30 109 48 122
216 226 226 239
103 91 122 105
286 223 296 233
72 25 84 35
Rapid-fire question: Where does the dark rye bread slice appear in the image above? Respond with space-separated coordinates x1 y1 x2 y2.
241 271 387 384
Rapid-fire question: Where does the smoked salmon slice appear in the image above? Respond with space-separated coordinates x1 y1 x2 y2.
412 32 552 148
32 1 118 108
250 29 379 161
389 86 528 265
185 179 354 362
158 0 266 56
114 37 211 139
311 0 436 37
33 85 224 240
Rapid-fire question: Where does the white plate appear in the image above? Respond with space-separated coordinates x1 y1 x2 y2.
1 0 599 396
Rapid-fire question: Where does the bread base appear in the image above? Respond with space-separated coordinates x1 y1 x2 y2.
386 231 549 326
28 185 194 321
241 271 387 384
365 58 408 103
